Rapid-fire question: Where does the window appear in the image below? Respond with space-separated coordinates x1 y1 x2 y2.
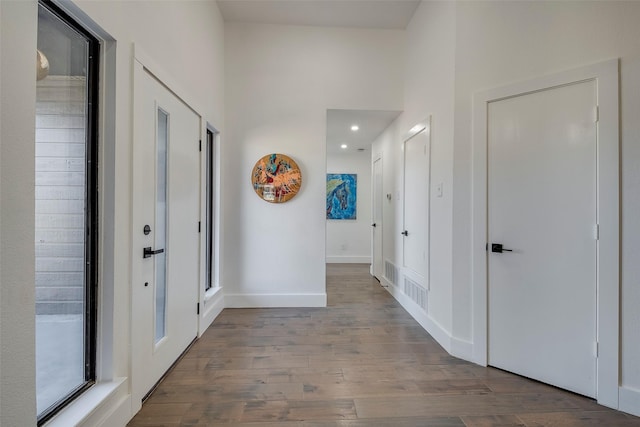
35 1 99 423
205 128 216 291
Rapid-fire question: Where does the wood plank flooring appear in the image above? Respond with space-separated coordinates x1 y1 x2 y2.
128 263 640 426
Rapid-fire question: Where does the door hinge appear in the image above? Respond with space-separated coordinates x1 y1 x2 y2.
594 106 599 123
594 224 600 240
199 139 202 152
595 341 599 357
198 221 201 233
197 302 200 315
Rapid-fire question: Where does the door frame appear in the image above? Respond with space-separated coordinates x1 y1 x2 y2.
130 45 206 411
471 59 619 408
371 153 383 278
401 117 431 287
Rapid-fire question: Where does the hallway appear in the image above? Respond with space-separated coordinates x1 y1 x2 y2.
128 264 639 426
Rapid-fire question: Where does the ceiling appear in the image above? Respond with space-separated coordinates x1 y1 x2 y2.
217 0 420 30
326 109 401 155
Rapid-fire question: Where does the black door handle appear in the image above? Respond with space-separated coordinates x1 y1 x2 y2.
401 230 408 236
371 223 377 227
143 247 165 258
491 243 512 253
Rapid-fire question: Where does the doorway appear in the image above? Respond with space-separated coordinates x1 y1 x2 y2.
131 60 201 405
488 79 597 397
325 109 400 269
401 118 431 287
372 155 383 279
472 59 620 406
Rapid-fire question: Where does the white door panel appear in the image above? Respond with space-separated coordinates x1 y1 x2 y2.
132 65 200 404
488 80 597 397
402 122 430 284
372 157 383 279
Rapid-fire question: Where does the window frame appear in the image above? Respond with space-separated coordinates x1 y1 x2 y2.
36 1 100 424
205 128 216 291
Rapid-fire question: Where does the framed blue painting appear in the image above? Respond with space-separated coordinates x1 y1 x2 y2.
326 173 357 220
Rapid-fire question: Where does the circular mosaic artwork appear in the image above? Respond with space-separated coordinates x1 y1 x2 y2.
251 153 302 203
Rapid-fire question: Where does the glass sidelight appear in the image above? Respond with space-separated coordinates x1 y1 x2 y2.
155 109 169 343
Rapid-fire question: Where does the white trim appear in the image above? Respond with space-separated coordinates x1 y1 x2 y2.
471 59 619 407
43 378 128 427
132 45 205 117
198 124 224 337
619 386 640 417
326 256 371 263
401 117 432 290
450 337 474 362
199 287 224 336
371 153 383 279
225 293 327 308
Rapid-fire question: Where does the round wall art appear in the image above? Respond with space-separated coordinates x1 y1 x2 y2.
251 153 302 203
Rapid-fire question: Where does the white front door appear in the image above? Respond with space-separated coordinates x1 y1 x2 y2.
372 156 383 279
132 63 201 405
402 121 430 285
488 80 597 397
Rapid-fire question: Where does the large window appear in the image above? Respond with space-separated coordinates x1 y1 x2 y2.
35 1 99 423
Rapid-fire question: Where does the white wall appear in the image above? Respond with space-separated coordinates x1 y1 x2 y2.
0 0 225 425
373 0 640 414
370 0 457 348
450 1 640 412
326 152 372 263
1 2 38 424
223 22 404 307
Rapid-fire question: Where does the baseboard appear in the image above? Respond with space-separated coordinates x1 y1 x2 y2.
326 256 371 264
619 386 640 417
380 275 394 288
224 293 327 308
200 287 224 336
450 336 474 361
384 284 452 353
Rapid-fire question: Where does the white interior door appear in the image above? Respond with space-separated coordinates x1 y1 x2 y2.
132 64 200 405
402 122 430 284
488 80 597 397
372 156 383 279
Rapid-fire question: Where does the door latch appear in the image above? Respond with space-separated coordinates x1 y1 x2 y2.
491 243 513 253
143 247 165 258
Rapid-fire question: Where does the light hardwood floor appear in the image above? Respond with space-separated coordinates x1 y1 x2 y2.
128 263 640 426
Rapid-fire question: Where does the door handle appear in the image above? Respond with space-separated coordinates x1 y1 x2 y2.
491 243 512 253
371 223 377 227
401 230 408 236
143 247 165 258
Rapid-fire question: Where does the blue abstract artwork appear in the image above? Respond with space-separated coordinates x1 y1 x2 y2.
326 173 357 220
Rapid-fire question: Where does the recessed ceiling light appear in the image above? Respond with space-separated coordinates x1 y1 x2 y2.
350 125 359 131
340 144 348 149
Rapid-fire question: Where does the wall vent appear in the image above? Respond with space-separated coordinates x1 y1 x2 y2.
384 260 398 286
404 277 427 311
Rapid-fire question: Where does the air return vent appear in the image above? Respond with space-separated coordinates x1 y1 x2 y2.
384 260 398 286
404 277 427 311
